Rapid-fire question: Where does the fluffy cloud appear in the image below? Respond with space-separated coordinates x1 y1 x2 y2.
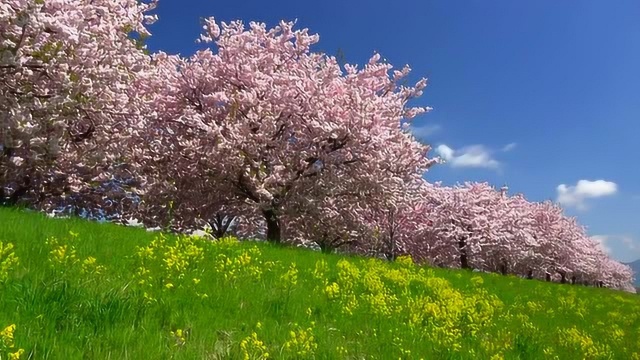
591 235 613 254
501 142 517 152
556 179 618 210
435 144 500 169
591 234 640 261
408 124 441 140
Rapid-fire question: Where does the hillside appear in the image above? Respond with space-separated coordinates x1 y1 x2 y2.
0 208 639 359
626 259 640 286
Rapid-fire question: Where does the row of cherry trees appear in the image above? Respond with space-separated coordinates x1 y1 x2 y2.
1 1 634 292
362 181 635 292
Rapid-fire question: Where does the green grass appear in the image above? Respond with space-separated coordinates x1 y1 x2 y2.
0 207 639 359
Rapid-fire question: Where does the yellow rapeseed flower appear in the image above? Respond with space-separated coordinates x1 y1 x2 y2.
0 241 19 284
81 256 106 275
324 282 340 300
283 324 317 357
396 255 414 267
281 263 298 288
1 324 16 348
9 348 25 360
470 276 484 286
240 332 269 360
170 328 186 346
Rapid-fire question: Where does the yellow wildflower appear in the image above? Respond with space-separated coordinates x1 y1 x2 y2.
0 241 19 284
170 328 187 346
240 332 269 360
9 348 25 360
1 324 16 348
283 324 317 358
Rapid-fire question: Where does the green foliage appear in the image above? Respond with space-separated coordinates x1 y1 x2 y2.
0 207 639 359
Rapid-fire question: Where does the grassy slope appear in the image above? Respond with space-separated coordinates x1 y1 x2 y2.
0 207 639 360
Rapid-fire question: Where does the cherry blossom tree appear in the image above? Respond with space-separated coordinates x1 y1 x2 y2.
133 173 243 235
345 179 432 261
283 180 369 253
598 257 635 292
397 181 635 292
130 18 436 243
0 0 157 209
414 182 502 269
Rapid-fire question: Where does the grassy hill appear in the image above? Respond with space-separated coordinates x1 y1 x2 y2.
0 208 639 359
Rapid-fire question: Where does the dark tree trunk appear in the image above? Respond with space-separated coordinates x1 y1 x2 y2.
319 236 355 255
2 175 31 206
545 273 551 282
458 237 469 269
527 269 534 279
7 185 29 206
319 242 333 254
499 262 508 275
560 272 567 284
385 237 397 261
384 211 397 262
209 212 235 239
571 276 576 285
385 250 397 262
262 208 281 243
318 232 333 254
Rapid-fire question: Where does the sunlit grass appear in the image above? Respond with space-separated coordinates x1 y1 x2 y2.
0 207 639 359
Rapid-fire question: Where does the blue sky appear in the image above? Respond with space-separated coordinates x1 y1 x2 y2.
144 0 640 263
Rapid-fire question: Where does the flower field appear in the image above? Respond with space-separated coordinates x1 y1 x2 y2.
0 207 639 359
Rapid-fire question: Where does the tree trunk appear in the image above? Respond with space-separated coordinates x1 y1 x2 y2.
571 276 576 285
3 175 31 206
527 269 534 279
499 261 508 275
385 250 397 262
545 273 551 282
385 216 397 262
499 265 507 275
318 232 333 254
385 236 397 261
458 237 469 269
210 212 235 239
262 208 281 243
559 272 567 284
319 242 333 254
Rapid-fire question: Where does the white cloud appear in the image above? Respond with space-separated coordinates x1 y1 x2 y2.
409 124 441 140
501 142 517 152
435 144 500 169
623 236 638 250
591 235 613 254
556 179 618 210
591 234 640 261
436 144 455 160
